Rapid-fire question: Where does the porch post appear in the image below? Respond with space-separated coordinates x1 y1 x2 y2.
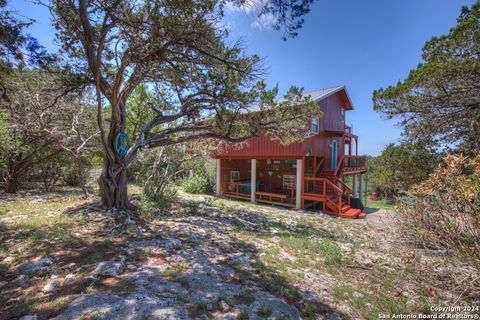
352 174 358 198
296 159 302 209
251 159 257 203
358 174 363 201
216 159 221 195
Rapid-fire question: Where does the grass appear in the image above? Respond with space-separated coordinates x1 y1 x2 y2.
173 276 190 288
332 284 413 319
365 198 396 210
2 188 464 320
236 290 256 305
0 191 126 319
257 304 273 317
225 194 435 319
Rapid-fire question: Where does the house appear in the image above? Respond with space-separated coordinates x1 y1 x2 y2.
211 86 367 219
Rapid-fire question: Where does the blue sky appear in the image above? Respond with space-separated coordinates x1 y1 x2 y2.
11 0 475 155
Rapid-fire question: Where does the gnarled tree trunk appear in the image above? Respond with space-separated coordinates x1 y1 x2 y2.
98 160 130 210
97 98 133 211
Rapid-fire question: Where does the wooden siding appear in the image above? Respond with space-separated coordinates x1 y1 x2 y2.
221 159 297 194
213 91 348 159
221 159 251 186
320 92 345 132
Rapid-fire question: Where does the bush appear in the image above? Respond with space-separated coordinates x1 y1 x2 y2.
139 182 177 212
398 154 480 261
182 175 213 194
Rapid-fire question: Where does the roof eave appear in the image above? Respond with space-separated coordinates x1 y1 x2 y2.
313 86 354 110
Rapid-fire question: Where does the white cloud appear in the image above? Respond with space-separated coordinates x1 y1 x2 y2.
225 0 278 30
251 12 277 30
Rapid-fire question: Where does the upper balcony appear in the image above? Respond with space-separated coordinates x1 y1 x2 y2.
343 155 367 174
342 125 367 174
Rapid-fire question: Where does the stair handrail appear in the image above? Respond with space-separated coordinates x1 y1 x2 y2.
335 177 351 206
303 177 343 194
315 157 325 176
334 154 345 178
303 176 344 212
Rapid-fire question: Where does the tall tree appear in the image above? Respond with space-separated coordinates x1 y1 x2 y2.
373 2 480 156
369 143 439 198
0 0 53 101
50 0 319 210
0 68 98 194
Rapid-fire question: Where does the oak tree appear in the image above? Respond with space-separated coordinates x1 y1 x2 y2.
50 0 319 210
373 2 480 156
0 68 98 194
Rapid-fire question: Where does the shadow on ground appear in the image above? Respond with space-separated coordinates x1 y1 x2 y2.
1 193 351 319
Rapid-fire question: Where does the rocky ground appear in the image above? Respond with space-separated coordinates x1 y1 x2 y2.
0 190 478 319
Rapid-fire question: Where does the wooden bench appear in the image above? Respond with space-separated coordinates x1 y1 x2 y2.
255 191 294 207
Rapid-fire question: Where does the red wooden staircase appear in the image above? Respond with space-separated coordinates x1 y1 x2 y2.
302 156 366 219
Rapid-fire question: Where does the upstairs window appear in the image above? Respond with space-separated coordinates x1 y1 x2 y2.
341 109 346 122
311 117 319 133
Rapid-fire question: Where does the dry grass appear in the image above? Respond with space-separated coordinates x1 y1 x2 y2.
398 154 480 304
0 191 131 319
399 155 480 260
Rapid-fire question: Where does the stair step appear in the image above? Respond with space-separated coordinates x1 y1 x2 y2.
340 208 362 218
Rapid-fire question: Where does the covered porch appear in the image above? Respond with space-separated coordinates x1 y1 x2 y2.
215 158 303 209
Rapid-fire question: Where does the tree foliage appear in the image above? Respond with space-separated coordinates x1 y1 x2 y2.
369 143 439 198
0 67 99 193
49 0 319 210
0 0 54 103
373 2 480 156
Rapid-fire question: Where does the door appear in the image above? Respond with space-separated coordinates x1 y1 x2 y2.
331 140 338 170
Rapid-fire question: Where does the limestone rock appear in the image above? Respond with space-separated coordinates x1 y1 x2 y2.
219 300 230 312
163 238 182 251
16 274 30 288
82 275 98 286
63 273 77 286
17 257 53 275
43 279 61 293
3 256 15 263
92 261 124 277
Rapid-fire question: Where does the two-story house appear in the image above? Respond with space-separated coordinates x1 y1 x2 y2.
211 86 367 218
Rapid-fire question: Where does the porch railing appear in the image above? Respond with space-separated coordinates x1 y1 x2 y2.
344 155 367 172
223 181 251 198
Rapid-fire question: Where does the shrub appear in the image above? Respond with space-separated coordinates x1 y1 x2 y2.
181 174 213 194
398 154 480 261
140 179 177 212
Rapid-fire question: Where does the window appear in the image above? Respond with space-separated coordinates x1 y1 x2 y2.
230 171 240 182
283 175 296 189
341 110 346 122
311 117 319 133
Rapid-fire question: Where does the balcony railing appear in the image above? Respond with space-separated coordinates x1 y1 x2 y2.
344 155 367 172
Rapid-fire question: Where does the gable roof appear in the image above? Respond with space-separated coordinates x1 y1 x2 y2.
244 85 353 114
302 85 353 109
